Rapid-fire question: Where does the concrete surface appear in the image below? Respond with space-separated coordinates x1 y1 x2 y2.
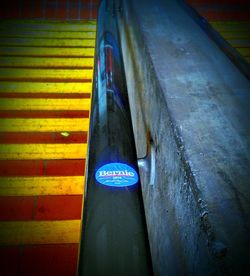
118 0 250 275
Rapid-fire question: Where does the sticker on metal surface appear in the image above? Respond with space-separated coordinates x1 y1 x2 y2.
95 162 138 187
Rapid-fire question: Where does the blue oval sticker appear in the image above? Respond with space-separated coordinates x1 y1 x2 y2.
95 162 138 187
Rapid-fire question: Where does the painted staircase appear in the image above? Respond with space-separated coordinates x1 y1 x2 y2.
186 0 250 63
0 20 96 275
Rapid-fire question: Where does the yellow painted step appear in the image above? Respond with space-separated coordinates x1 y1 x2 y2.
0 82 92 93
0 46 95 57
0 20 96 31
227 39 250 48
0 98 91 111
0 19 96 23
0 118 90 132
0 176 85 196
0 37 95 47
219 31 250 39
0 68 93 81
211 21 250 30
0 57 94 68
0 220 81 245
0 30 96 39
0 143 87 160
236 47 250 56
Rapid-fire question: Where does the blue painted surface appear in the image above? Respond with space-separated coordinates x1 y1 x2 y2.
95 162 139 187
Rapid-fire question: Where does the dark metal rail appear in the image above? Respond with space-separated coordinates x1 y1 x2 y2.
78 0 153 275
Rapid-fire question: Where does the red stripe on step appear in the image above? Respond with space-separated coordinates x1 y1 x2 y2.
46 8 57 19
199 11 250 21
0 246 20 276
20 244 78 276
60 110 89 118
56 8 67 20
0 196 34 220
0 132 88 143
0 133 52 143
0 160 44 176
1 11 19 20
54 132 88 143
69 8 79 20
0 160 85 176
92 8 98 19
0 110 89 118
46 159 86 176
81 9 92 19
0 93 91 99
35 195 82 220
31 7 44 19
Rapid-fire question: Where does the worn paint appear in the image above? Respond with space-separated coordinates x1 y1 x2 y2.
0 176 85 196
0 118 90 132
0 99 91 110
0 57 94 68
0 46 95 57
0 143 87 159
0 220 81 245
0 30 96 39
0 68 93 81
0 18 96 275
0 82 92 93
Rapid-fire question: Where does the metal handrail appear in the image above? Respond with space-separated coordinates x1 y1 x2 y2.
78 0 153 275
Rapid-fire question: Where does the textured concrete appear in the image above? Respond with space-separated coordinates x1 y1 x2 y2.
118 0 250 275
